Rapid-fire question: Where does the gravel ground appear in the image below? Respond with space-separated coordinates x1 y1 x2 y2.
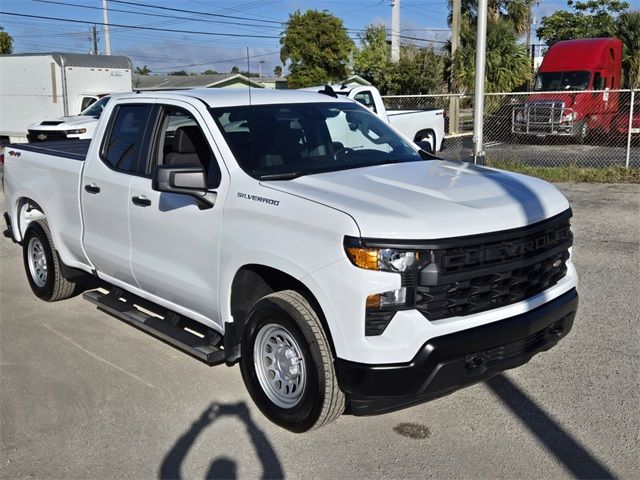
1 183 638 479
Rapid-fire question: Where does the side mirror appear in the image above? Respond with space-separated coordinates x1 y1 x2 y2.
415 139 434 154
152 164 216 209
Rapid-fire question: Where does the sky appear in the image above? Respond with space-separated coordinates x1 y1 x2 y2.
1 0 639 76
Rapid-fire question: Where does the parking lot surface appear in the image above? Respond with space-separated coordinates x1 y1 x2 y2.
1 183 639 479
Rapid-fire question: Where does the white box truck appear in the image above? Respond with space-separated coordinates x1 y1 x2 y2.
0 53 132 144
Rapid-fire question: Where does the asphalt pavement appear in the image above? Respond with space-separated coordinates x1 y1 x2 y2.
1 184 639 479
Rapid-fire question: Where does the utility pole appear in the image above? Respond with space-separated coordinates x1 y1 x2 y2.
448 0 461 134
525 1 532 90
91 25 98 55
102 0 111 55
391 0 400 63
472 0 488 165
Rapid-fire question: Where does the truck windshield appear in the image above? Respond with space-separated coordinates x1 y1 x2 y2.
209 102 423 180
535 71 591 91
81 96 110 118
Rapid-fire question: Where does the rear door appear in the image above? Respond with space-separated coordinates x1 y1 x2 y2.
128 100 228 329
81 101 155 287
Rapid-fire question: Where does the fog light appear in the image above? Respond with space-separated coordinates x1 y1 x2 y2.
367 288 408 310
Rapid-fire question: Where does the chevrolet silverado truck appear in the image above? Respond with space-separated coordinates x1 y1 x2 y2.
3 89 579 432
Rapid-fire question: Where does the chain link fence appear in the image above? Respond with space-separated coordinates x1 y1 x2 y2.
383 90 639 168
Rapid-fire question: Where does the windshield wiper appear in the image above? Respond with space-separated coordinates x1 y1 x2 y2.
258 171 309 181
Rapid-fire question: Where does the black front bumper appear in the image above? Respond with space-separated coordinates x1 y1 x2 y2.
336 288 578 415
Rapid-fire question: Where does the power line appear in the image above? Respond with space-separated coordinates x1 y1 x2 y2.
152 50 281 72
32 0 284 31
0 11 282 39
109 0 284 25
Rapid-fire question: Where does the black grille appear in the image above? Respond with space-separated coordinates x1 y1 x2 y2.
27 130 69 142
365 310 396 336
416 250 569 320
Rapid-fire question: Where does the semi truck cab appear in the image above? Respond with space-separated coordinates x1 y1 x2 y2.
513 38 623 142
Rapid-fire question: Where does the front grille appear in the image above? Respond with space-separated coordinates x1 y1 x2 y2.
415 212 573 321
27 130 68 142
416 251 569 320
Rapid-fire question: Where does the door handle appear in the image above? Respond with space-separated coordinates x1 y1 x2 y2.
131 195 151 207
84 183 100 194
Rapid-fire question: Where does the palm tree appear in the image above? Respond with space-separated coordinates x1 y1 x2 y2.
454 16 531 93
448 0 533 33
616 11 640 89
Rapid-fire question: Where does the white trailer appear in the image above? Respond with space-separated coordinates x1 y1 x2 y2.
0 53 132 144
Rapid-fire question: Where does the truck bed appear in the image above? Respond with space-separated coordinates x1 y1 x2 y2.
9 139 90 161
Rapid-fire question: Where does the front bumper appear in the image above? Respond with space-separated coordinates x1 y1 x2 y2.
336 288 578 415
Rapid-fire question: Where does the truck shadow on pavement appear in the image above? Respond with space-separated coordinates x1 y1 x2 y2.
487 375 615 479
159 402 284 480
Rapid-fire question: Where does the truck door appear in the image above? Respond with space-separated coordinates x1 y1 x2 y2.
81 102 155 287
128 101 228 330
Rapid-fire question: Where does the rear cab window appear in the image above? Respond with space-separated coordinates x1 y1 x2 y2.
101 104 154 175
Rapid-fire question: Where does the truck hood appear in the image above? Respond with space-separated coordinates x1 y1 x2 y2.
264 160 569 239
29 115 99 130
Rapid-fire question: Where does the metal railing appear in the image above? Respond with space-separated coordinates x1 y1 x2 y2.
383 89 639 169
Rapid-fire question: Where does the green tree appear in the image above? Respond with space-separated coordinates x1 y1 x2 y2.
537 0 629 45
449 0 533 33
454 17 531 92
273 65 283 77
168 70 188 76
231 65 240 74
280 9 355 88
201 69 219 75
0 25 13 54
353 25 390 88
135 65 151 75
616 11 640 88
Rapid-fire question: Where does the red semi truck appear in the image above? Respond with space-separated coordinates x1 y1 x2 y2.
512 38 623 142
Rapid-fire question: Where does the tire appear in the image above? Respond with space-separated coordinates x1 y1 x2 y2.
22 219 76 301
577 120 589 144
239 290 345 432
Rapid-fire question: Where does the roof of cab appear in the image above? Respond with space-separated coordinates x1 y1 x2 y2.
539 38 622 71
122 87 354 108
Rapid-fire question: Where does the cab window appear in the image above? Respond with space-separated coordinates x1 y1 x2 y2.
353 91 377 113
101 104 153 174
153 106 221 188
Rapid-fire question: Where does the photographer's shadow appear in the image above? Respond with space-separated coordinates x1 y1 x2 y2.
159 402 284 480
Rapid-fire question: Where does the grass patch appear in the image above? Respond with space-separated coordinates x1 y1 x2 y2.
487 161 640 183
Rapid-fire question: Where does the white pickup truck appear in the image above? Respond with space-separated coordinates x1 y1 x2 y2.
27 96 111 142
3 89 578 432
303 84 445 152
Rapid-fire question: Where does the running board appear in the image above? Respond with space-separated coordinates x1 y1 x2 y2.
83 288 226 365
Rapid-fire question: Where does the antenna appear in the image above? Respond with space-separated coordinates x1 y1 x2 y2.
246 47 252 106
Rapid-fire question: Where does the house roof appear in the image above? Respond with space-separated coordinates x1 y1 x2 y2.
133 73 264 90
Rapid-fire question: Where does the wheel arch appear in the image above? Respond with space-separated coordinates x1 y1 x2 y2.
14 196 47 242
228 264 338 359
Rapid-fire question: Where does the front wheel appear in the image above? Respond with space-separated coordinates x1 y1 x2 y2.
239 290 345 432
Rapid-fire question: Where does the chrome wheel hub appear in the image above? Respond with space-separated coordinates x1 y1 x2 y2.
254 323 306 409
27 237 47 287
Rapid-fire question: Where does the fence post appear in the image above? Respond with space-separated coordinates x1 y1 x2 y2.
626 89 635 168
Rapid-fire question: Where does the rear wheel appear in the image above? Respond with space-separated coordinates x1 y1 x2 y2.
240 290 345 432
22 219 77 301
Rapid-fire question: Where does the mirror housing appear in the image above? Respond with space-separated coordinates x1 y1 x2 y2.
152 164 216 209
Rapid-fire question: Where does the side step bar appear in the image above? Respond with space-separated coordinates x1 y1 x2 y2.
83 288 226 365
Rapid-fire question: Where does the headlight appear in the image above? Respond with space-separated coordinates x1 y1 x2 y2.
345 245 427 272
66 128 87 134
561 111 576 123
515 111 524 122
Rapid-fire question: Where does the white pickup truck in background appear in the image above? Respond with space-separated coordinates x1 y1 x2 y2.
3 88 578 432
27 95 111 142
303 84 445 152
